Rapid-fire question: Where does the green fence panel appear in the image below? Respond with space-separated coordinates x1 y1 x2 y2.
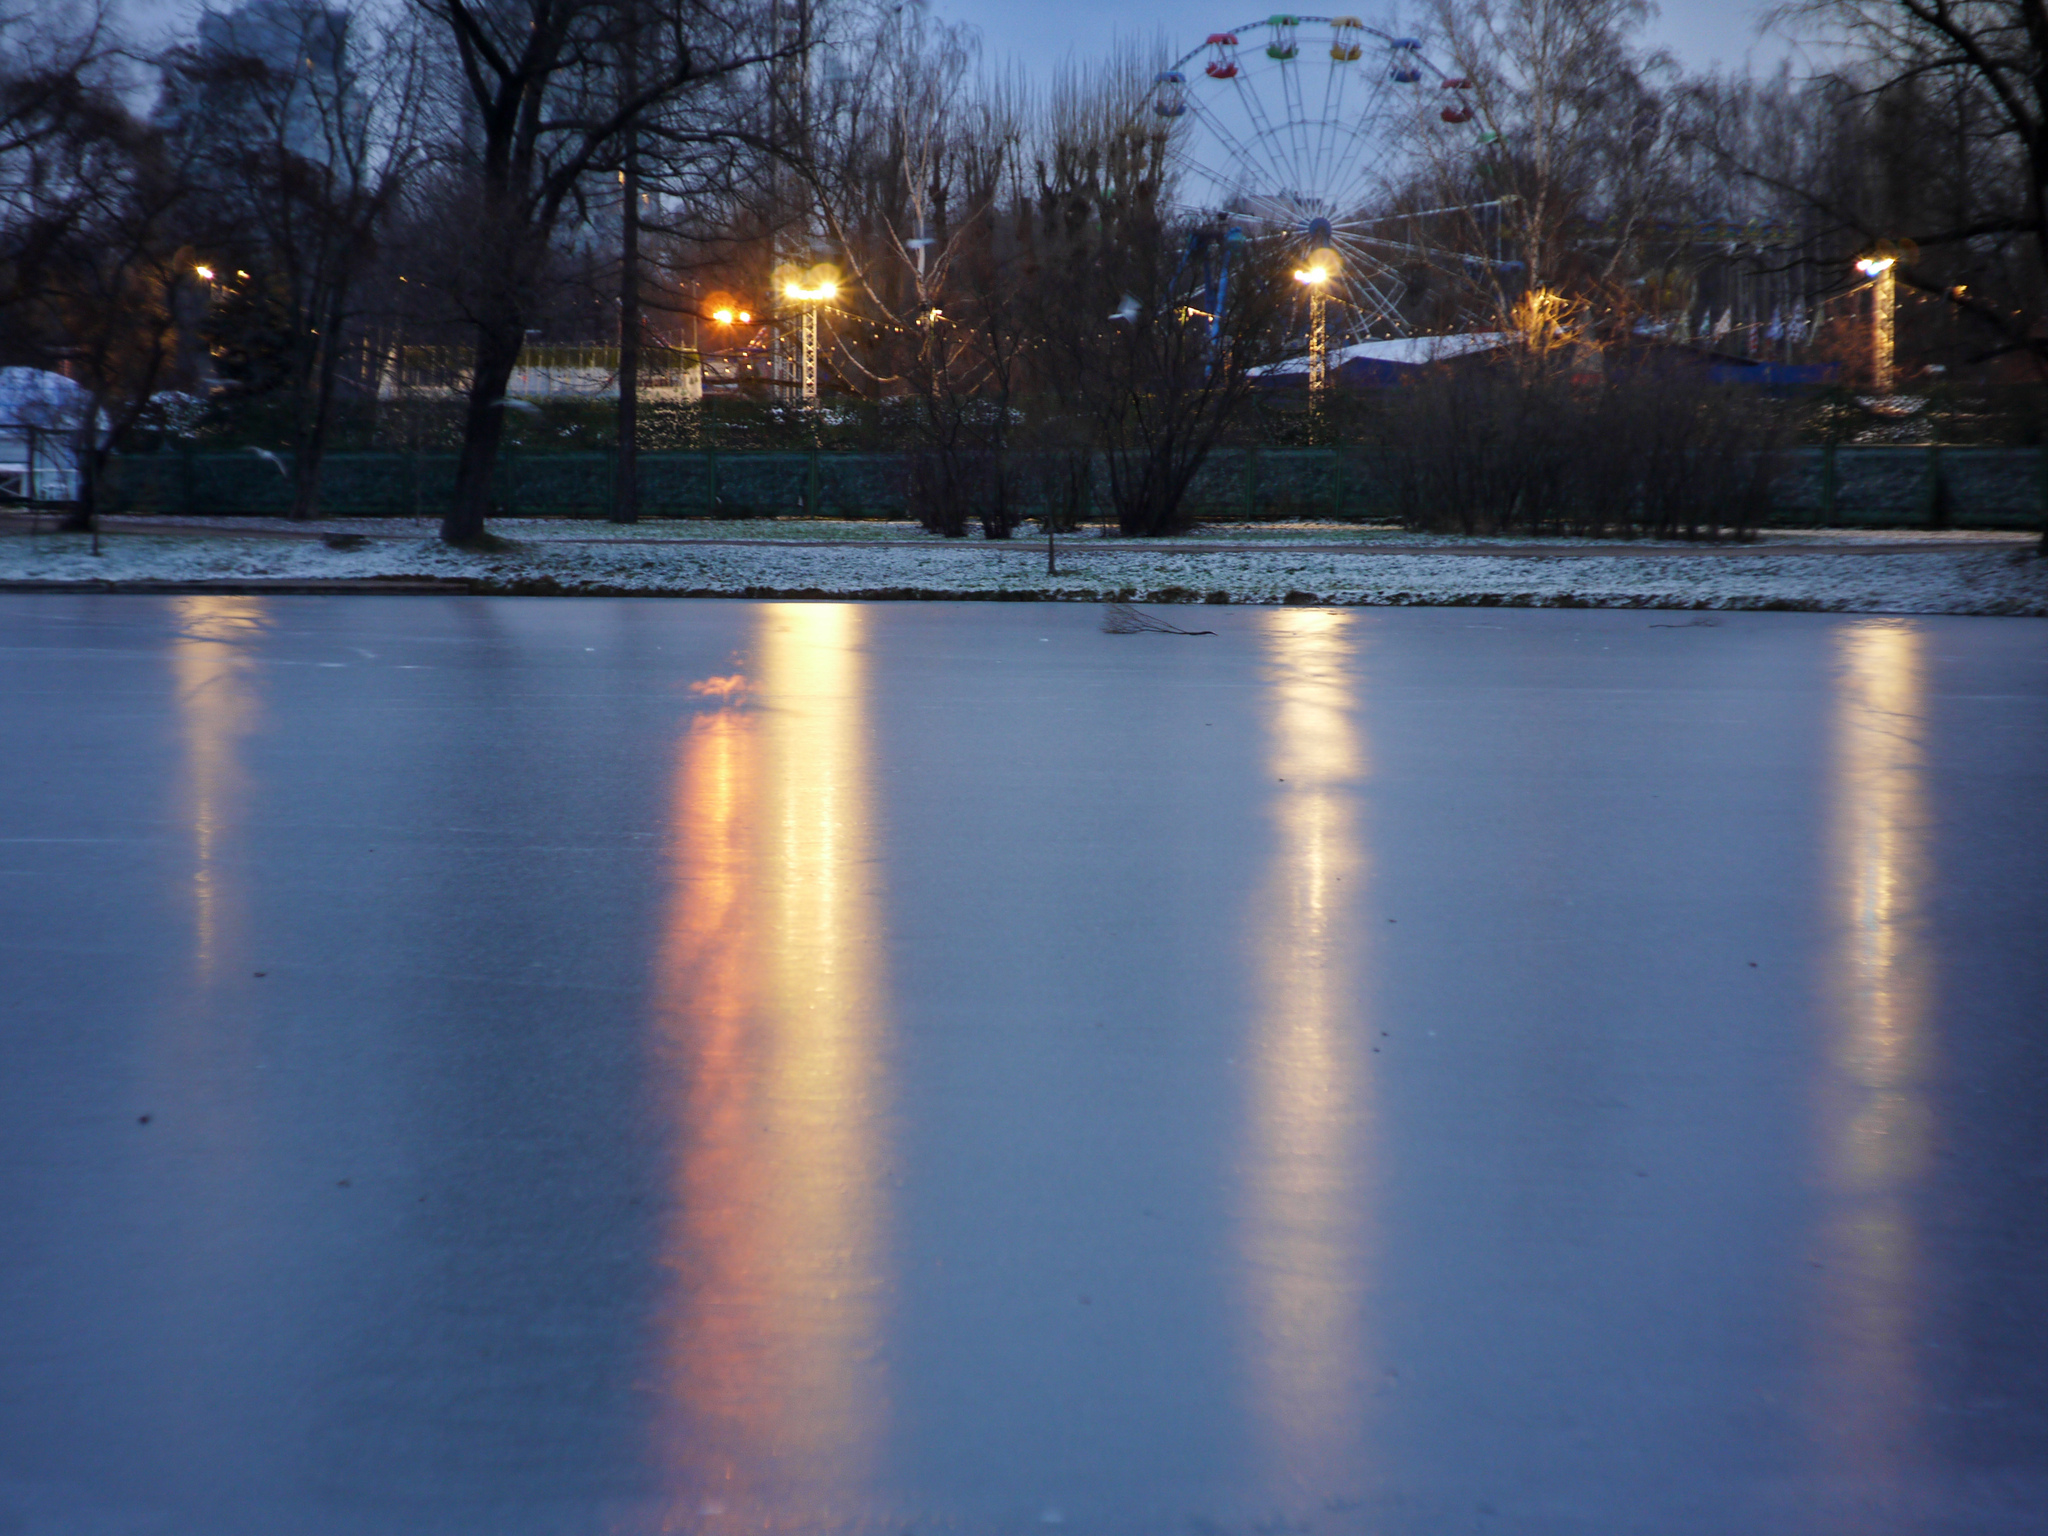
95 444 2047 528
1770 447 2040 528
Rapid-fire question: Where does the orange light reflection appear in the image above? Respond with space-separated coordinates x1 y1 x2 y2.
651 604 891 1528
170 596 267 978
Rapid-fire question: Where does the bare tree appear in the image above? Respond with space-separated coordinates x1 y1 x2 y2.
13 124 198 532
162 0 431 519
411 0 791 545
1006 52 1286 537
0 3 209 534
803 6 1029 533
1689 0 2046 379
0 0 129 335
1411 0 1684 324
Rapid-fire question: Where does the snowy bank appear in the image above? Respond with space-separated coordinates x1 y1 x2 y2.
2 521 2043 615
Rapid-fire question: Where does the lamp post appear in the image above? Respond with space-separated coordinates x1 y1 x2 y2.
1292 263 1330 396
1855 255 1896 393
701 302 752 394
782 279 837 402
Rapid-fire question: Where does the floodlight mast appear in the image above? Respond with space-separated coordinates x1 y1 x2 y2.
782 279 837 402
1294 265 1331 396
1855 255 1897 393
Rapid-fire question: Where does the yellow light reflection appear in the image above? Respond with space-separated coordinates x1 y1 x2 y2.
1244 608 1372 1493
653 604 890 1524
1813 620 1931 1472
169 596 267 978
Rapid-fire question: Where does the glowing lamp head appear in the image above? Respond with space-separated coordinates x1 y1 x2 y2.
785 280 837 302
712 307 736 324
1293 266 1330 286
1855 256 1896 276
737 311 750 323
194 265 215 281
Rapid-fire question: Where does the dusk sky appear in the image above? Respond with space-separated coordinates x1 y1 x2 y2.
929 0 1802 84
131 0 1811 79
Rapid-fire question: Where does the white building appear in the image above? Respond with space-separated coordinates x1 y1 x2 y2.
0 369 89 504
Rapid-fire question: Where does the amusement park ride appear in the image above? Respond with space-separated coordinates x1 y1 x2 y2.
1151 15 1489 387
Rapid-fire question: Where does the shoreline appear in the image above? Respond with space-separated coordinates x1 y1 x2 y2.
3 519 2043 615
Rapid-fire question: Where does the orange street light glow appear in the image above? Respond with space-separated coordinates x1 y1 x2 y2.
1293 266 1329 285
195 265 215 280
785 281 837 302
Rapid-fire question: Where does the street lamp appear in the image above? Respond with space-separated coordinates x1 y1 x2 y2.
1855 254 1896 393
1293 264 1330 395
782 278 838 402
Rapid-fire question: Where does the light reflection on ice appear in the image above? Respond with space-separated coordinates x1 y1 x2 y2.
170 595 267 979
1243 607 1374 1495
1813 619 1932 1481
651 603 891 1522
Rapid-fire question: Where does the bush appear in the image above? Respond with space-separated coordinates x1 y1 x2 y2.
1376 352 1791 538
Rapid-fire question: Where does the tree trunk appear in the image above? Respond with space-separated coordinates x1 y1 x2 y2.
291 300 350 522
60 406 103 534
443 319 522 545
61 449 97 534
614 41 641 524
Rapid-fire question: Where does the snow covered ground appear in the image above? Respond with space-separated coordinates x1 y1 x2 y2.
3 518 2043 614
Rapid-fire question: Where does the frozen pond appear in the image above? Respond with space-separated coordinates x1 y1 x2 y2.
1 595 2043 1535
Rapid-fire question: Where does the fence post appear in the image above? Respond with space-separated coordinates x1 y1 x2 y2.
705 447 719 517
1244 446 1258 519
182 438 197 518
807 449 821 518
1331 445 1346 519
1822 442 1837 526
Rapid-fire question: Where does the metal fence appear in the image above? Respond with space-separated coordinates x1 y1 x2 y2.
0 424 82 506
96 443 2048 528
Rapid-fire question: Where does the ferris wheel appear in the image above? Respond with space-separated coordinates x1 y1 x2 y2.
1152 16 1477 351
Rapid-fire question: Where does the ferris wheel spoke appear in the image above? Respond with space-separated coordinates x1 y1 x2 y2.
1311 58 1358 202
1331 234 1405 327
1318 97 1410 213
1183 91 1291 202
1182 96 1273 204
1227 73 1305 202
1331 232 1400 279
1169 141 1276 211
1309 59 1339 190
1274 59 1317 202
1339 270 1406 333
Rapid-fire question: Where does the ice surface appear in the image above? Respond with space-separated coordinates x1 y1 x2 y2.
0 597 2044 1535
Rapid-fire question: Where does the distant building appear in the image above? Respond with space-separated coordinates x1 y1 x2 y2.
160 0 351 162
1250 333 1519 389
